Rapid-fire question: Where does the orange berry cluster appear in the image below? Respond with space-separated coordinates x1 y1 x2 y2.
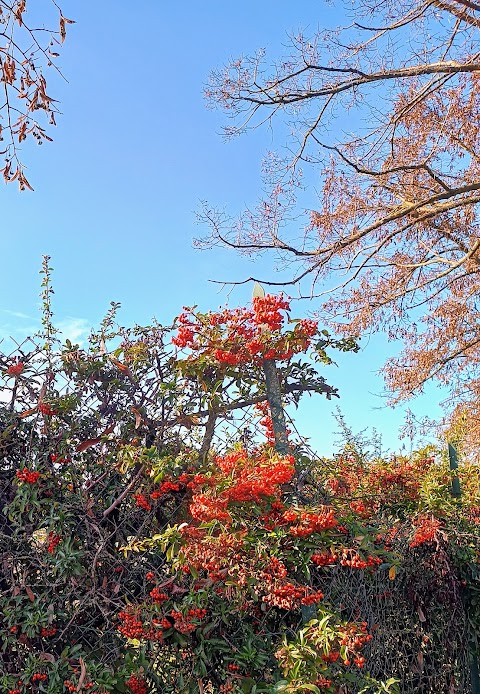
287 508 338 537
118 611 144 639
339 549 381 570
339 621 373 666
172 296 318 367
410 516 442 548
300 590 324 606
311 551 337 566
50 453 70 464
16 468 40 484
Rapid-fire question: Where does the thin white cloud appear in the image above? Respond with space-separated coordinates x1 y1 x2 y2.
0 309 33 320
57 317 91 346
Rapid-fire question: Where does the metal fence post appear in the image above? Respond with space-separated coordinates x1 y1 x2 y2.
448 442 461 498
448 441 480 693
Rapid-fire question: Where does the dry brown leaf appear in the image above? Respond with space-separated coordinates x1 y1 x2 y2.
77 657 87 691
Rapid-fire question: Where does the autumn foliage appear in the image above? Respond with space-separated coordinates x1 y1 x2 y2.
0 1 74 189
200 0 480 452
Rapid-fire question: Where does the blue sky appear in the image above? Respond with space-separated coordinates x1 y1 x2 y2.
1 1 445 455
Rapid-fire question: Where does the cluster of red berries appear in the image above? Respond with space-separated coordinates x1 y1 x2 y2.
41 626 56 637
46 532 61 554
118 610 163 642
350 500 369 516
118 611 144 639
126 674 147 694
172 297 318 367
16 468 41 484
190 493 231 523
262 581 306 610
339 549 381 570
133 493 151 511
314 676 333 688
169 608 207 634
339 621 373 662
287 508 338 537
149 587 168 603
410 516 441 548
156 480 181 494
38 403 57 416
64 681 96 692
50 453 70 464
134 479 183 510
311 551 338 566
252 294 290 330
6 361 24 376
31 673 47 682
322 651 340 663
300 590 324 605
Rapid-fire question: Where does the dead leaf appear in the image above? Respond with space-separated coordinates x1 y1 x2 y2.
389 565 396 581
76 424 115 452
417 651 424 671
132 406 143 429
110 357 129 373
19 407 37 419
25 586 35 602
77 657 87 691
417 606 426 622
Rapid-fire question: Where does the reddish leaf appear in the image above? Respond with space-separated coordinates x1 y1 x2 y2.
76 424 115 452
19 408 37 418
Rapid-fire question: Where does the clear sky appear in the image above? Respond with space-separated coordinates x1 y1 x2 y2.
1 1 446 456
